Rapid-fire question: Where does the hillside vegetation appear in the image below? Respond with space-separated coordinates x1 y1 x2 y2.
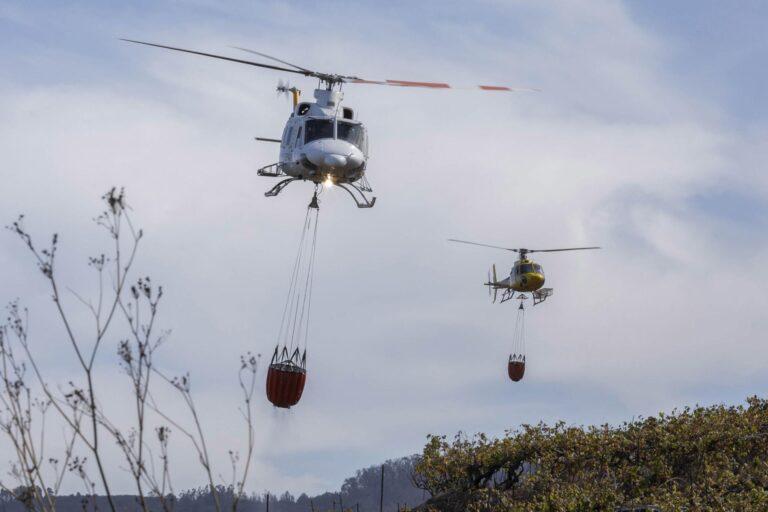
412 397 768 511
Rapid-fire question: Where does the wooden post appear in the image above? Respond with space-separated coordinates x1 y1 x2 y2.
310 498 316 512
356 504 360 512
339 493 343 511
266 493 270 512
379 464 385 512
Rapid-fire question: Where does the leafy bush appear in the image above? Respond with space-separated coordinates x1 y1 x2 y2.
413 397 768 511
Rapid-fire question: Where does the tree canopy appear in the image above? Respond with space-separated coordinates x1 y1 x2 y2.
413 396 768 511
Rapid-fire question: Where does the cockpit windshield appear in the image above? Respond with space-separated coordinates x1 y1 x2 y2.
518 264 534 274
337 121 365 149
304 119 334 143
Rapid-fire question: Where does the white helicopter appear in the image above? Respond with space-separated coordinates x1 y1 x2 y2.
123 40 535 208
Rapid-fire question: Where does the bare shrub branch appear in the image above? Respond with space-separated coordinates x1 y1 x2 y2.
2 188 260 512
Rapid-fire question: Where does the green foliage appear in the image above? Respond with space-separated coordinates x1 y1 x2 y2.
413 397 768 511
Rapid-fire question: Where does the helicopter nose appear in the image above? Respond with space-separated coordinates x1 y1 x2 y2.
347 151 364 168
323 154 347 167
303 139 363 172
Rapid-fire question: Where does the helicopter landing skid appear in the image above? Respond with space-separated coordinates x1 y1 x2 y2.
257 162 285 177
257 162 376 208
264 177 298 197
257 162 303 198
498 288 552 306
499 289 516 304
336 182 376 208
532 288 553 306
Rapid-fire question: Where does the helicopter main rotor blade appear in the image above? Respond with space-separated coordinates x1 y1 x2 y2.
528 247 601 253
230 46 313 73
350 78 539 92
123 39 537 91
121 39 312 77
447 239 519 252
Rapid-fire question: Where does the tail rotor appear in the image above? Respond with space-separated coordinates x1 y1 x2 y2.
276 78 290 96
486 264 498 303
277 79 300 107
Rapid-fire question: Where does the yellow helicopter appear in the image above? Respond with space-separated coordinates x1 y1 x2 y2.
448 240 600 305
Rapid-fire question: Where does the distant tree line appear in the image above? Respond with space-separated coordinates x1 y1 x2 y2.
0 457 425 512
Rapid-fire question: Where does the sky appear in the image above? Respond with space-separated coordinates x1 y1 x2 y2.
1 0 768 498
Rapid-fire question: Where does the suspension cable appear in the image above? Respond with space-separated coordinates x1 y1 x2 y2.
294 206 319 351
275 189 321 360
512 299 526 358
276 207 312 352
302 210 320 352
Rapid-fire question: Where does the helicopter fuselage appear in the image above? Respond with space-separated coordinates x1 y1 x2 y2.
495 259 546 292
278 88 369 185
451 238 597 305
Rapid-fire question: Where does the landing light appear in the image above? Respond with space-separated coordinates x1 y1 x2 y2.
324 174 334 187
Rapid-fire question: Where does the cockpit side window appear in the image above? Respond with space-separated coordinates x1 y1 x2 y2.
305 119 334 142
295 127 302 144
533 264 543 274
297 103 311 116
337 121 365 149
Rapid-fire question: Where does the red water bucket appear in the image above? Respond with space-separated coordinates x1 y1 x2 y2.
508 356 525 382
266 363 307 408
